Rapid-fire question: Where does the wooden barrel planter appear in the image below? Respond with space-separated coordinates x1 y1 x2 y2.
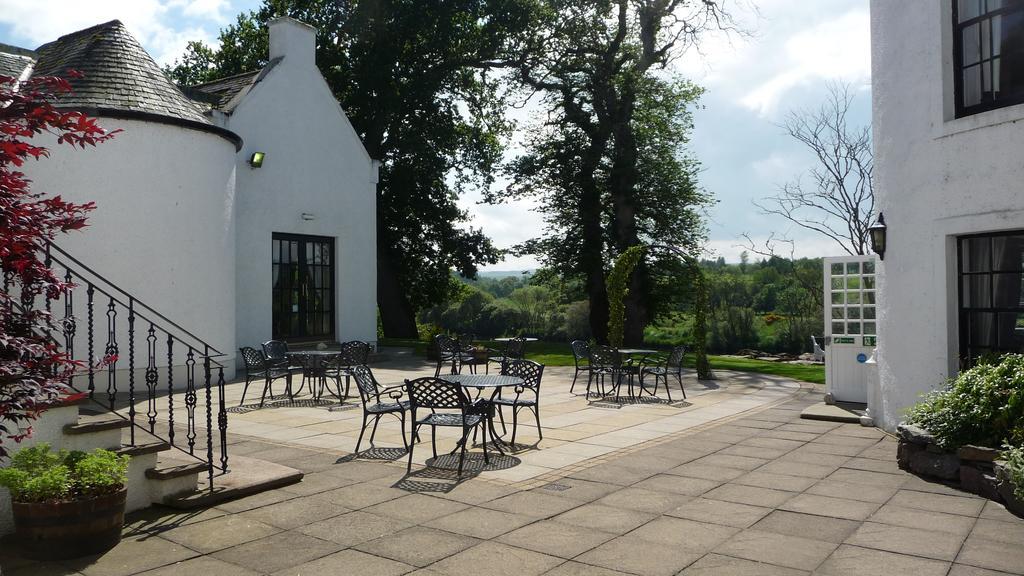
11 488 126 560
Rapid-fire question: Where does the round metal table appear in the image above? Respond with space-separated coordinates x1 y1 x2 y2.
442 374 523 452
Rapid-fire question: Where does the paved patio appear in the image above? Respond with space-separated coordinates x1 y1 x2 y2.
3 360 1024 575
220 351 806 484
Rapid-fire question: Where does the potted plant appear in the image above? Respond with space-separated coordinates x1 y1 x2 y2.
0 443 130 559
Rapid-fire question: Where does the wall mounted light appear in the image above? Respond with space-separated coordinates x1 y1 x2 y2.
301 213 316 221
868 213 887 260
247 151 265 168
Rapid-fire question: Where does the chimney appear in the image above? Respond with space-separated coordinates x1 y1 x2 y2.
268 16 316 64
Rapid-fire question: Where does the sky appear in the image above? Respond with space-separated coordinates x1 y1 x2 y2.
0 0 872 270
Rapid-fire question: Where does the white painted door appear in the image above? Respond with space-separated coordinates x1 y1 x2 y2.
824 256 878 404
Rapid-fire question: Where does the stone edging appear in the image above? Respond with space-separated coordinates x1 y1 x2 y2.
896 423 1023 518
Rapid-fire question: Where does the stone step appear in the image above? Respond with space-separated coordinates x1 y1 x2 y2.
161 455 303 509
145 461 210 481
63 415 131 435
800 401 865 423
116 441 171 457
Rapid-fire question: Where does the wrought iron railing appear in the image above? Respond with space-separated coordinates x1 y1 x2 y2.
10 242 230 487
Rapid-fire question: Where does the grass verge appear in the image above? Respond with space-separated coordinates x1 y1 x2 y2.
379 337 825 385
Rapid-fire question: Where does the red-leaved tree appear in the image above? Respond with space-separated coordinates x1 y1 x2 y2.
0 72 118 456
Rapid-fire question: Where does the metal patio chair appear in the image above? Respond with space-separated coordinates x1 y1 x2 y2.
569 340 591 394
238 346 292 407
434 334 467 377
487 336 527 373
350 364 409 453
640 345 688 401
326 340 371 400
587 345 622 398
494 359 545 445
405 376 488 476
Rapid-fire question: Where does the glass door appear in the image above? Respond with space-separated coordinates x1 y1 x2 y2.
824 255 878 404
272 233 335 342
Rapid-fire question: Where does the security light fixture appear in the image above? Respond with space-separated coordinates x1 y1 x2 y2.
248 151 265 168
868 213 887 260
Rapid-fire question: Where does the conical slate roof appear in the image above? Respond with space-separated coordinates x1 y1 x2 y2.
32 20 211 125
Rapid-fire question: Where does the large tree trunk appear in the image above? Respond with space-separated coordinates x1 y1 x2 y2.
609 104 646 346
376 244 418 338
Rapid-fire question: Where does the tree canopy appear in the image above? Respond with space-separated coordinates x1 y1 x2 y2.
497 0 728 344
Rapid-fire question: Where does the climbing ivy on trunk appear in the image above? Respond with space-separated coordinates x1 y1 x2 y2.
607 244 711 379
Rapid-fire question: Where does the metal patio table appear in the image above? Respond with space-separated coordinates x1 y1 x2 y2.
615 348 659 398
444 373 524 454
286 350 343 401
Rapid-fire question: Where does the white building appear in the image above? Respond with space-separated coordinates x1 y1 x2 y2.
869 0 1024 430
1 17 377 375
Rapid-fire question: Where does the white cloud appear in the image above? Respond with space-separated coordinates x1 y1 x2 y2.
740 10 870 115
169 0 230 21
0 0 221 64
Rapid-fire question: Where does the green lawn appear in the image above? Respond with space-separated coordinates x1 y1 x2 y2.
379 337 825 385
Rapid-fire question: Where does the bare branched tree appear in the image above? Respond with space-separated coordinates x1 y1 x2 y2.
755 82 874 255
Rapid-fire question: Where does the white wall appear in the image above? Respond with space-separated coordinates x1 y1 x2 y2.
870 0 1024 430
229 19 377 353
21 118 239 376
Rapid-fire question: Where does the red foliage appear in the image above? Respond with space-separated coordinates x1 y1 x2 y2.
0 73 119 455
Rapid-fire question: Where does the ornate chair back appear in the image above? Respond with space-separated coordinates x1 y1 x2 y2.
405 377 472 412
262 340 289 365
500 359 545 392
570 340 590 368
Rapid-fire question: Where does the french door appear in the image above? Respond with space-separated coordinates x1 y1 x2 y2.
272 233 335 342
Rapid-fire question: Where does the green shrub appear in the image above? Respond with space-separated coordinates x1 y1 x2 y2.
906 354 1024 449
0 443 129 503
1002 443 1024 502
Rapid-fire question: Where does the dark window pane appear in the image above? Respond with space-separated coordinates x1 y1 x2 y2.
962 237 991 272
964 64 984 106
991 235 1024 271
970 311 997 346
992 273 1024 307
997 312 1024 348
999 10 1024 96
964 22 983 65
963 274 992 307
960 0 982 21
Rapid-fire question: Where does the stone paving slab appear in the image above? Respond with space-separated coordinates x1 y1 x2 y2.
5 386 1024 576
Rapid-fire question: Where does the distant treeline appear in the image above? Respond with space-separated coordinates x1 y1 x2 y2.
417 254 825 355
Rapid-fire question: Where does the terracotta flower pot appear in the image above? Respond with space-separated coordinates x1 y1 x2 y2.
12 488 126 560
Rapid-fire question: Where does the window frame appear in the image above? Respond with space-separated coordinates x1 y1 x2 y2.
953 0 1024 118
271 232 336 343
956 230 1024 368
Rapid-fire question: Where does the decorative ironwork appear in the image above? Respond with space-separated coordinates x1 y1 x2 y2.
104 297 118 410
185 347 197 455
41 241 231 491
127 298 136 445
204 352 214 486
63 269 75 386
87 283 95 398
167 334 174 446
217 366 228 472
145 323 158 433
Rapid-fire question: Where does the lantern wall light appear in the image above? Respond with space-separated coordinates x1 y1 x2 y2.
868 213 887 260
248 151 265 168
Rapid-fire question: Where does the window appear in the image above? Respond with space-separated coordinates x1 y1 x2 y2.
271 233 335 342
953 0 1024 117
958 231 1024 367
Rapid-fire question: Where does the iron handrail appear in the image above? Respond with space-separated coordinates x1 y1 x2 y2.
46 241 225 366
